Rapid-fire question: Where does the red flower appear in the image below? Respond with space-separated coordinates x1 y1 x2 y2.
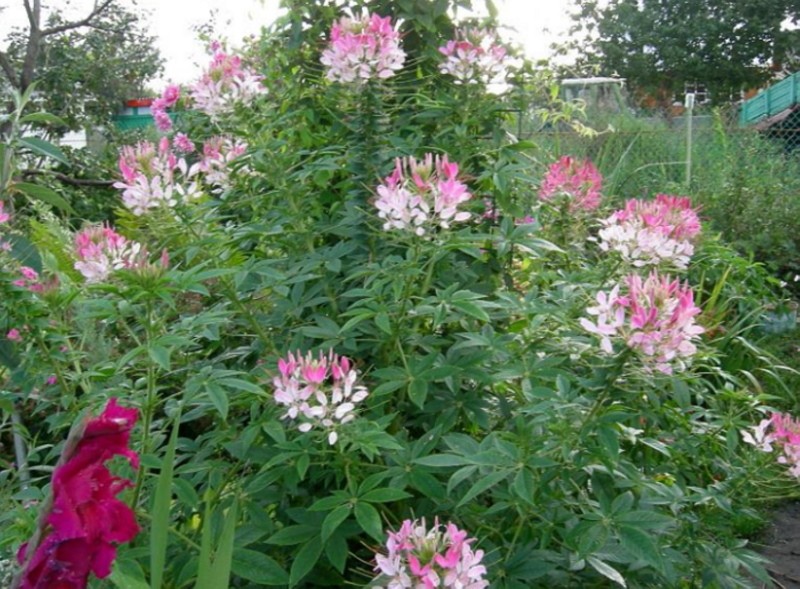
16 399 140 589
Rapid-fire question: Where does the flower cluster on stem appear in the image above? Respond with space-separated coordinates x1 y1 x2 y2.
598 194 702 269
113 137 200 215
438 28 507 85
14 399 139 589
321 11 406 84
538 156 602 212
272 350 368 445
742 412 800 477
189 41 266 120
373 518 488 589
375 154 472 236
190 135 249 192
73 225 150 284
151 84 180 132
581 271 705 374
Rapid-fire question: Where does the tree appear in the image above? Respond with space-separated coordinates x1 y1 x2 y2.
561 0 800 106
0 0 163 133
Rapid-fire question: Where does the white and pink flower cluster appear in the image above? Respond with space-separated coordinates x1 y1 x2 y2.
73 225 149 284
189 41 266 120
539 156 603 212
599 194 702 270
581 271 705 374
742 412 800 478
151 84 180 132
375 154 472 236
191 135 249 192
438 28 507 85
272 350 368 445
113 137 200 216
373 518 488 589
12 266 57 294
320 12 406 84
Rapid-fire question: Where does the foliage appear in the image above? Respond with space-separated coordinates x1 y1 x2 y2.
560 0 800 106
0 0 163 131
1 1 799 588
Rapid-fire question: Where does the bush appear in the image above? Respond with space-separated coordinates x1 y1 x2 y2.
1 3 799 588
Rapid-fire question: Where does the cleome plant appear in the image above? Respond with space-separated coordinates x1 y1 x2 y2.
1 1 799 588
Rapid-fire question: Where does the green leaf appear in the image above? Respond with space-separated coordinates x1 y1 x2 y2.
374 312 392 335
289 538 323 587
451 300 490 322
447 465 478 494
0 339 20 370
109 558 150 589
217 377 267 397
615 511 674 530
20 112 67 126
150 410 181 589
414 454 473 468
147 345 171 371
18 136 68 164
408 378 428 408
266 525 318 546
232 549 289 585
205 381 229 420
578 522 609 556
321 505 351 542
12 182 75 214
512 468 536 504
618 524 663 571
360 488 412 503
205 499 238 589
324 532 349 573
355 501 384 542
457 469 510 507
587 556 627 587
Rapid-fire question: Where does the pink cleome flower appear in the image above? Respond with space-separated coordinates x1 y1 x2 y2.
173 132 195 154
742 412 800 478
151 84 181 132
189 135 248 192
375 154 472 236
273 349 368 445
373 518 489 588
189 42 266 120
581 271 705 374
16 399 140 589
539 155 603 212
113 137 200 215
0 199 10 223
320 11 406 84
73 225 148 284
599 194 702 269
438 28 507 85
7 328 22 342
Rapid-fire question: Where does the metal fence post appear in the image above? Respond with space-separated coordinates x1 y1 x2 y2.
685 93 695 186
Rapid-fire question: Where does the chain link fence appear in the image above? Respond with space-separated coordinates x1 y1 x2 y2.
515 106 800 200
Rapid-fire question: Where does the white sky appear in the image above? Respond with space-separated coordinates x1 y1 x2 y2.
0 0 575 86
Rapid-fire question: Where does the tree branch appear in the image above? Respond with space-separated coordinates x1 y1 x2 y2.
41 0 116 37
0 50 17 87
22 169 114 187
23 0 36 31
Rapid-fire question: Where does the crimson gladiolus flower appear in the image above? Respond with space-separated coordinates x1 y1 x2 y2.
14 399 140 589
